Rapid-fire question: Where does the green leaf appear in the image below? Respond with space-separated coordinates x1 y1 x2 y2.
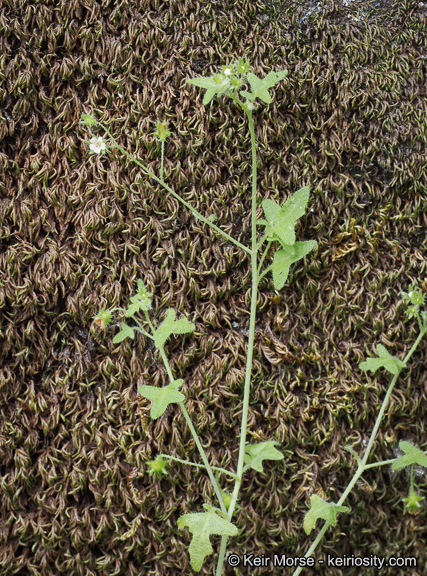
359 344 406 375
113 323 135 343
153 308 195 349
304 495 350 535
125 293 152 317
80 113 96 126
391 441 427 471
244 69 288 104
235 57 250 75
138 379 185 419
177 505 239 572
244 441 284 473
272 241 317 290
187 75 231 105
257 186 311 246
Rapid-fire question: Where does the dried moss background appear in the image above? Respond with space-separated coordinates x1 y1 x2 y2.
1 0 427 575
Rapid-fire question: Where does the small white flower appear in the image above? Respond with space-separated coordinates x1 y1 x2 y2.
224 68 233 76
118 92 123 98
408 292 413 298
89 136 107 154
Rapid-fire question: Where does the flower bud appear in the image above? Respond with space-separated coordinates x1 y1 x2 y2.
93 308 112 329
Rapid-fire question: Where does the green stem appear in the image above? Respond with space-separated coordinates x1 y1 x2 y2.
258 264 272 283
161 140 165 181
257 240 272 276
257 233 267 251
216 537 228 576
158 454 239 480
131 316 153 340
215 108 260 575
143 312 227 515
410 464 415 493
292 325 427 576
95 121 251 256
363 458 396 470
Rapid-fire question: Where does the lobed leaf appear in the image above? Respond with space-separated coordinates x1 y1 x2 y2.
304 495 349 535
187 75 230 105
138 379 185 419
113 323 135 343
178 506 239 572
244 441 284 473
153 308 195 349
245 69 288 104
391 441 427 471
359 344 406 375
272 241 317 290
257 186 311 246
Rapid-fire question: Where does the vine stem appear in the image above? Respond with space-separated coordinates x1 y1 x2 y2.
215 106 260 575
143 312 227 516
95 121 251 256
158 454 239 480
292 324 427 576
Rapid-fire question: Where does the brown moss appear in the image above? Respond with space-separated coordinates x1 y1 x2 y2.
0 0 426 574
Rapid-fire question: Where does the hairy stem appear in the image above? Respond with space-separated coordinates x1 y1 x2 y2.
158 454 239 480
161 140 165 181
95 121 251 256
215 108 259 575
292 325 427 576
144 312 227 515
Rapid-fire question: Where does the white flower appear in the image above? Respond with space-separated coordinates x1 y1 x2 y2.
408 292 413 298
89 136 107 154
224 68 233 76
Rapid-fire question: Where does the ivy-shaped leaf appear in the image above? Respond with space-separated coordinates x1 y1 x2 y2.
187 74 231 105
391 441 427 471
138 379 185 419
256 187 311 246
271 241 317 290
242 69 288 104
113 323 135 343
153 308 195 349
304 495 350 535
244 441 284 473
177 505 239 572
359 344 406 375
